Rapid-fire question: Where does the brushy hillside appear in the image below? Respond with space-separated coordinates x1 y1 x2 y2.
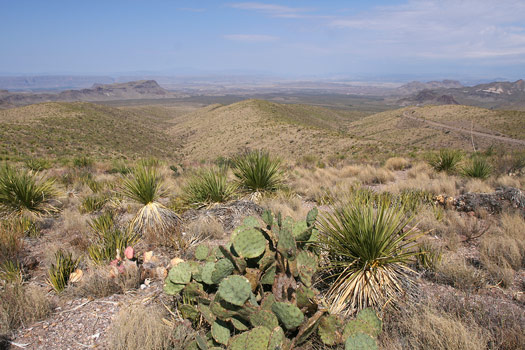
1 99 524 163
0 102 181 161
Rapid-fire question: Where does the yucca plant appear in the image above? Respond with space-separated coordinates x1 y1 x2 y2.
122 165 182 246
429 149 462 172
25 158 51 172
318 198 421 315
0 164 57 216
80 194 108 213
0 260 24 284
462 157 492 179
47 249 79 293
88 212 139 264
232 150 283 193
182 167 236 207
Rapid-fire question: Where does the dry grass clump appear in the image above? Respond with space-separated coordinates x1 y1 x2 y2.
0 220 23 264
186 215 225 239
493 175 522 188
109 303 195 350
260 194 310 221
383 305 488 350
356 165 394 185
384 157 410 170
479 213 525 287
71 265 141 298
0 283 51 333
464 179 494 193
435 254 485 291
386 170 458 197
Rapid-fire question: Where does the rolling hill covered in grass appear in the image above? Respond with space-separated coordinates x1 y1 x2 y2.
1 99 524 163
0 102 181 161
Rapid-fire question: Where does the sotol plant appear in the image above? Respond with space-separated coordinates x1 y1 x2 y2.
0 163 57 216
462 156 492 179
182 167 236 207
122 165 182 247
318 196 421 315
164 209 382 350
232 150 283 194
47 249 79 293
429 149 462 173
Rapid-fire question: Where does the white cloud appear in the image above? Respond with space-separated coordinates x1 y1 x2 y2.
228 2 311 18
327 0 525 59
224 34 279 42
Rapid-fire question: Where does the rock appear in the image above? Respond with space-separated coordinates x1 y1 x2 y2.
455 186 525 215
69 269 83 283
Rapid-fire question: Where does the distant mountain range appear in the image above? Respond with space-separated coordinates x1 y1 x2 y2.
0 80 174 107
396 79 525 108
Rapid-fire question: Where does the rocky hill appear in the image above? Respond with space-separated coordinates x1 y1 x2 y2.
398 89 459 106
0 80 174 107
396 80 463 94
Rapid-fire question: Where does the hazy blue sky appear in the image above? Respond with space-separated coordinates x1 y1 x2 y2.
1 0 524 80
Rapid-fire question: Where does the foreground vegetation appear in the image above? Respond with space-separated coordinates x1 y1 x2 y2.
0 144 523 349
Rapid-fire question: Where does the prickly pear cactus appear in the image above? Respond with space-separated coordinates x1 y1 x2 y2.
162 207 367 350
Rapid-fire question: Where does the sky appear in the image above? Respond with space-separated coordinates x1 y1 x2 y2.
1 0 524 81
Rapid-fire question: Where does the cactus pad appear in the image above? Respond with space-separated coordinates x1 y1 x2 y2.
296 285 316 311
344 332 378 350
267 326 285 350
195 245 209 260
318 315 341 345
198 302 216 325
211 258 235 284
292 220 311 242
211 319 231 345
260 265 276 285
262 210 273 228
343 308 382 339
250 310 279 330
246 326 271 350
271 302 304 330
228 332 249 350
201 262 216 285
296 250 318 287
180 304 200 321
231 316 250 331
218 275 251 306
306 207 318 226
168 261 192 284
163 280 185 295
233 227 267 259
277 225 297 261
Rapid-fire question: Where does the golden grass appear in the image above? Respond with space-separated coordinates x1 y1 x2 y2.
186 215 225 239
260 194 310 221
0 283 51 333
109 303 194 350
464 179 494 193
435 253 485 291
384 157 410 170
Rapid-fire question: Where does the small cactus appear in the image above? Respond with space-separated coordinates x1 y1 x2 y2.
344 332 378 350
167 261 192 284
218 275 252 306
233 227 267 259
271 302 304 330
195 245 209 260
211 320 231 345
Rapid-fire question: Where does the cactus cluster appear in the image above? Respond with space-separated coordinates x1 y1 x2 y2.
164 208 381 350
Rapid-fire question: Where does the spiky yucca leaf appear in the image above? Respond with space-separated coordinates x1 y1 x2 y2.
122 165 166 205
0 164 57 216
318 199 420 315
232 150 283 193
47 249 79 293
462 157 492 179
429 149 462 173
182 167 236 207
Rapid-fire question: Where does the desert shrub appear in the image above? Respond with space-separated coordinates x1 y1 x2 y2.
0 163 57 216
0 220 23 264
356 165 394 185
318 197 420 314
0 283 51 333
416 240 443 271
181 167 236 207
47 249 80 293
429 149 462 173
88 212 139 264
80 194 108 213
71 265 141 298
232 150 283 193
464 178 494 193
384 304 488 350
24 158 52 171
185 216 225 239
462 157 492 179
434 254 485 291
108 304 195 350
0 260 23 285
72 156 93 168
384 157 410 170
122 165 182 247
108 160 132 175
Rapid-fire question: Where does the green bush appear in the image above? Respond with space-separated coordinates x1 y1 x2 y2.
25 158 52 171
88 212 139 264
182 168 236 207
232 150 283 193
318 197 420 314
0 163 57 216
462 157 492 179
429 149 462 172
47 249 79 293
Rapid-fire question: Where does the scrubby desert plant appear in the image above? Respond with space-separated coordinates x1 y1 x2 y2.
0 220 23 264
384 157 410 170
122 165 182 247
72 156 93 168
47 249 79 293
182 167 236 207
232 150 283 193
318 198 420 314
429 149 462 172
0 283 51 333
24 158 52 171
462 157 492 179
0 164 57 216
80 194 108 213
88 212 139 264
